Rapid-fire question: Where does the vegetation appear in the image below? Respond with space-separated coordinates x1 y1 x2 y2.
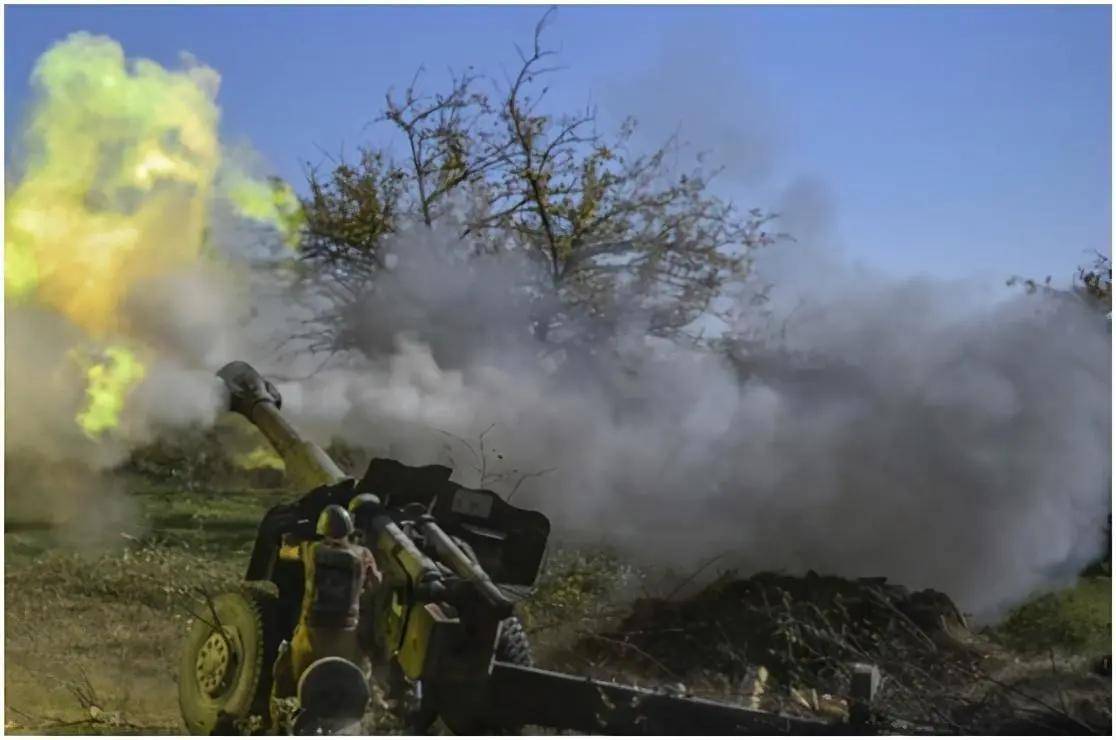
5 477 1111 735
295 10 781 352
1008 252 1113 317
4 488 260 734
996 577 1112 655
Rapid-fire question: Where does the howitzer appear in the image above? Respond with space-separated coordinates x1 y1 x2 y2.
178 361 879 735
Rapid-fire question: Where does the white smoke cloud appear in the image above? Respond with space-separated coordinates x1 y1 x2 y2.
260 222 1110 619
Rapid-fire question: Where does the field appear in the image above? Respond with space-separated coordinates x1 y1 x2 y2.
5 484 281 733
3 481 643 734
4 480 1112 735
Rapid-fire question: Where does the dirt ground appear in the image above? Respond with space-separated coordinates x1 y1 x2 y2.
4 483 1112 735
2 483 634 735
4 486 287 734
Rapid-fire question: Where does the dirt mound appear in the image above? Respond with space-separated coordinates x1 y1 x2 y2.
574 571 1108 733
606 571 972 687
616 571 973 683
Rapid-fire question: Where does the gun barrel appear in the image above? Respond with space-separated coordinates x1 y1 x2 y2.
217 361 347 490
421 519 514 610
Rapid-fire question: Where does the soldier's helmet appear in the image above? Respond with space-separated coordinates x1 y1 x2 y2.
347 494 381 541
316 504 354 541
348 493 380 517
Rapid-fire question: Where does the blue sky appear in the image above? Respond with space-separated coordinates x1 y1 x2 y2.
5 4 1111 284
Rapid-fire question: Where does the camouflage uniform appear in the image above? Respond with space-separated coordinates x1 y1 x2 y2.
272 537 382 701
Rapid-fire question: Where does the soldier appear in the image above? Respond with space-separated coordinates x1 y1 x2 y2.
347 493 382 546
271 504 382 721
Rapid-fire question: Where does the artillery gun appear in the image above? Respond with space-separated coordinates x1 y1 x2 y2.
179 360 879 735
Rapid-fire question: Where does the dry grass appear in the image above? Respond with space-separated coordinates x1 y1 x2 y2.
4 486 278 734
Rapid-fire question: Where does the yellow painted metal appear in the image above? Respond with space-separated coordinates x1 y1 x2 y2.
397 603 457 680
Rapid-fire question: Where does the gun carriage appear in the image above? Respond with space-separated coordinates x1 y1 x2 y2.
178 361 878 735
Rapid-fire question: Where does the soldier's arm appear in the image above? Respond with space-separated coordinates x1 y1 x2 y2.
361 548 383 591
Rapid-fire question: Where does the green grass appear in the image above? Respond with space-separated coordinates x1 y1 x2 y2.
995 576 1112 654
5 485 648 733
4 486 286 734
130 485 290 556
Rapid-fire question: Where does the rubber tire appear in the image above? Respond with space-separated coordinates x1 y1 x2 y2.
179 589 280 735
494 617 533 667
439 617 533 735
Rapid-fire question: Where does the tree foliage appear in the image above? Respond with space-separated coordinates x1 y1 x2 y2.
1076 252 1112 313
1007 251 1112 318
296 11 781 351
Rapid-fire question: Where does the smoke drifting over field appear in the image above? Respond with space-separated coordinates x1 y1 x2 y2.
6 33 1109 617
277 222 1110 618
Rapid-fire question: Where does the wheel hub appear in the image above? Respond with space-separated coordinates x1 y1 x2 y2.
195 629 237 697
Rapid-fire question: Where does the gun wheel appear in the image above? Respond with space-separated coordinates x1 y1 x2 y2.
179 589 279 735
494 616 533 667
439 617 533 735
